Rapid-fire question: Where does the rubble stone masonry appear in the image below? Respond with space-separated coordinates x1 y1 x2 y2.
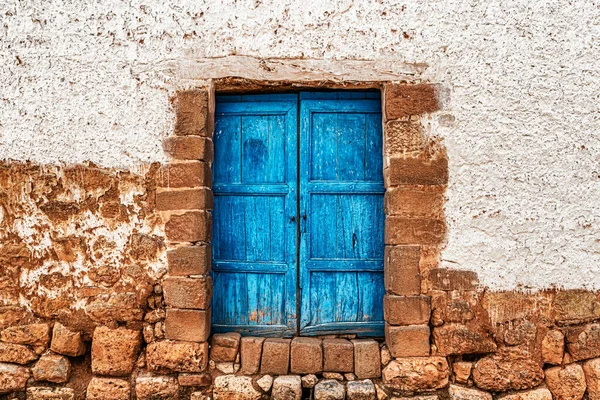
1 83 599 400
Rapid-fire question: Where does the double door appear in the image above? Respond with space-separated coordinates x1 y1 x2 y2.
211 92 384 337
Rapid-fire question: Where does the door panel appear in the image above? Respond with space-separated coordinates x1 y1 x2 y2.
299 97 385 336
212 97 298 336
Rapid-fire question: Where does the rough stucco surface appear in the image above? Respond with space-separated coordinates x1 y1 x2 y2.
1 1 599 290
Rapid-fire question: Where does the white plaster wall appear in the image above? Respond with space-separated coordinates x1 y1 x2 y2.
1 0 599 290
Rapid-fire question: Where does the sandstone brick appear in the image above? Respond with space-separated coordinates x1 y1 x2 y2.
157 188 213 211
157 161 211 188
386 324 430 357
240 336 265 375
135 375 179 400
0 323 50 346
323 338 354 373
430 269 479 291
0 341 38 364
384 245 421 296
384 295 431 325
0 306 33 330
163 276 212 309
453 361 473 384
0 362 30 394
481 291 554 324
314 379 345 400
384 120 425 154
472 347 544 391
385 217 446 245
545 363 586 400
449 384 491 400
26 387 75 400
167 244 211 276
347 379 376 400
430 291 478 326
291 337 323 374
165 211 212 243
272 375 302 400
260 338 290 375
584 358 600 400
178 373 212 387
214 375 261 400
385 83 440 120
211 332 241 362
433 323 497 356
257 374 273 392
174 90 209 136
32 353 71 383
353 339 381 379
498 388 553 400
86 377 130 400
165 308 210 342
146 340 209 373
384 152 448 187
554 290 600 325
91 326 142 376
566 323 600 361
50 323 85 357
163 136 213 161
385 186 445 218
542 329 564 365
382 357 449 392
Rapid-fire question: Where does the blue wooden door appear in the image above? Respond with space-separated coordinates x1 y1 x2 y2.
212 94 298 336
299 92 385 336
212 92 384 337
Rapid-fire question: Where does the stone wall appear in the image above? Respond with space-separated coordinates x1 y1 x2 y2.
1 83 600 400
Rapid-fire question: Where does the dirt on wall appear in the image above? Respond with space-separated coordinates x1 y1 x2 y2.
0 161 166 338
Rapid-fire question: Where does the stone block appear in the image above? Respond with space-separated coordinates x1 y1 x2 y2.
86 377 130 400
353 339 381 379
163 136 213 161
432 323 497 356
448 384 492 400
0 341 38 364
165 308 210 342
541 329 564 365
26 387 75 400
0 323 50 346
384 120 425 154
384 245 421 296
453 361 473 385
167 244 211 276
382 357 449 392
0 362 30 394
135 376 179 400
146 340 209 373
347 379 376 400
157 161 211 188
178 373 212 387
211 332 241 362
291 337 323 374
51 322 85 357
385 217 446 245
240 336 265 375
384 295 431 325
385 83 440 120
584 358 600 400
32 353 71 383
430 269 479 291
498 388 553 400
272 375 302 400
213 375 261 400
174 90 209 136
472 347 544 392
302 374 319 388
545 363 586 400
163 276 212 309
567 323 600 361
91 326 142 376
260 338 290 375
157 187 213 211
165 211 211 243
384 152 448 187
386 324 430 357
554 290 600 325
323 338 354 373
314 379 345 400
385 186 445 218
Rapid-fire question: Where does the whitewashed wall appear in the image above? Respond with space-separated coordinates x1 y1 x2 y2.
1 0 599 290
